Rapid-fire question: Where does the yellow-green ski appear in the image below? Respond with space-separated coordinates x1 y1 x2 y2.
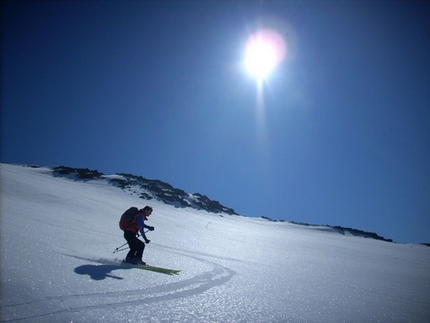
123 262 180 275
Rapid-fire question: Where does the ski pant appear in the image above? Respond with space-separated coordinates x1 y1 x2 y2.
124 230 145 260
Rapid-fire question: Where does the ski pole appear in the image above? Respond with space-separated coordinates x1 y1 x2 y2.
113 242 128 253
112 230 149 253
113 246 129 253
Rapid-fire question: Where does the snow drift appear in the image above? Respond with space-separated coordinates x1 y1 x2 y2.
1 163 429 322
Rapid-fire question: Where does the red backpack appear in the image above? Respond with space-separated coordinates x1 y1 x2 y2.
119 207 140 231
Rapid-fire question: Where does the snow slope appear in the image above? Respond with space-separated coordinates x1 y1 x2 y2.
1 163 429 323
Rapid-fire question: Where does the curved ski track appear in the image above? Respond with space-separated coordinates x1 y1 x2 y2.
1 251 236 322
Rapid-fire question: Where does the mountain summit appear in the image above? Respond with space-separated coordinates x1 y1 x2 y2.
51 165 237 215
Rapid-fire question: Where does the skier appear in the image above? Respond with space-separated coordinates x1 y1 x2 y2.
122 206 154 265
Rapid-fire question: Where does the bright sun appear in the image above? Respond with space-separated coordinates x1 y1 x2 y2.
244 29 287 81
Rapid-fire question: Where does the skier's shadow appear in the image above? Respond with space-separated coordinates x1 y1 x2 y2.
74 264 130 280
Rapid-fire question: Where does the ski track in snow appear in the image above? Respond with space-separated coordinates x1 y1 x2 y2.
2 249 236 322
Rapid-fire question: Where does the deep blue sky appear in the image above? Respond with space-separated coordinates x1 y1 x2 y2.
2 1 429 243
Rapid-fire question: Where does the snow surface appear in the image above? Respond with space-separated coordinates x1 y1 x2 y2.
1 163 429 323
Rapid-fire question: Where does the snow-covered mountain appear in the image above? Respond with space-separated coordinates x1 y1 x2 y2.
50 165 237 215
47 165 398 243
1 163 429 322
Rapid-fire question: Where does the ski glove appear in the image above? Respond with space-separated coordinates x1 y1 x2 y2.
147 226 155 231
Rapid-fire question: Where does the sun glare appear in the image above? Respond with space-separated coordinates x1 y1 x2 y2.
244 29 286 82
